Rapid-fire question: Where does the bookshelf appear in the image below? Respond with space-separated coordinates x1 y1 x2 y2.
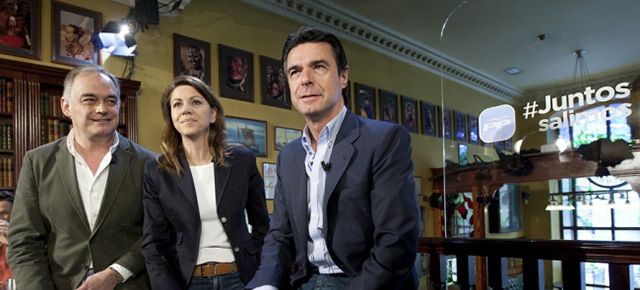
0 59 140 192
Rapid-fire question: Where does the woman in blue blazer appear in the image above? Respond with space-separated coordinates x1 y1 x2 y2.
141 76 270 290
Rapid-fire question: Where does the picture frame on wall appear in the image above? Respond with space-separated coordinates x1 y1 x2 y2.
379 89 398 124
459 143 468 165
260 55 289 109
52 1 100 66
173 33 211 84
354 83 376 119
468 115 479 145
225 116 267 157
401 95 418 133
421 101 436 136
219 44 254 102
438 106 452 139
504 137 513 151
0 0 40 59
274 126 301 151
453 110 467 142
263 162 277 199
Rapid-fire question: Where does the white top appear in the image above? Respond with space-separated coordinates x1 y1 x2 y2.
190 163 235 264
66 129 133 280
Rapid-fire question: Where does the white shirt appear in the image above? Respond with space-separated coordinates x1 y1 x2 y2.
190 163 235 264
66 129 133 281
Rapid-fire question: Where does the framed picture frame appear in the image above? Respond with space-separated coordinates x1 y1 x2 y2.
453 110 467 142
52 2 100 66
219 44 253 102
401 95 418 133
414 176 422 196
459 143 468 165
354 83 375 119
438 106 452 139
503 137 513 152
262 162 277 199
260 55 289 109
0 0 40 59
274 126 301 151
173 33 211 84
468 115 479 145
421 101 436 136
225 116 267 157
379 89 398 124
489 183 522 233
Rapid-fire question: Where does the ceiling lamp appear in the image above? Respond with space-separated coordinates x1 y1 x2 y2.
91 21 137 56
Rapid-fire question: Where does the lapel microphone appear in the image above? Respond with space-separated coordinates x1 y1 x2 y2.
321 161 332 172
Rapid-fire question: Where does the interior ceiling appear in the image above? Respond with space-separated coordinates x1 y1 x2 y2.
246 0 640 103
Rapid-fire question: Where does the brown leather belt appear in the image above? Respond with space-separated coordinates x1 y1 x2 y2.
193 262 238 277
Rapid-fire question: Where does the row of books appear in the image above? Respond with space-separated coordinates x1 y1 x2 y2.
42 119 72 144
40 91 127 125
0 122 11 150
0 79 14 114
0 157 13 188
40 91 66 119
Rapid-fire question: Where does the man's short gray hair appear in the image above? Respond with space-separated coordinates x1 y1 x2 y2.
62 65 120 102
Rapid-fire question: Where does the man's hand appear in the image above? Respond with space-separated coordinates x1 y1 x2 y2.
75 268 119 290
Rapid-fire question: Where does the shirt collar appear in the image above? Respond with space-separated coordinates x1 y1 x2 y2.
301 106 348 151
66 129 120 157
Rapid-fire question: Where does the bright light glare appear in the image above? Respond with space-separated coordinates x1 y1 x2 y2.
555 138 569 153
118 25 130 39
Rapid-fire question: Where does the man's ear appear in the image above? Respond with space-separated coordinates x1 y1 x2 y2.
61 97 71 118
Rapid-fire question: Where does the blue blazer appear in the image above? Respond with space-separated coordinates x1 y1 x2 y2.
141 146 270 290
248 110 419 290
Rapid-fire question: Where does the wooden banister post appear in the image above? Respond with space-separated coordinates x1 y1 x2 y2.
608 263 632 290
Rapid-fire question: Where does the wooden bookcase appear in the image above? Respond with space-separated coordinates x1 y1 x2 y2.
0 59 140 192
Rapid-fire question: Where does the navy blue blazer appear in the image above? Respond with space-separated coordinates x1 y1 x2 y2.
141 146 270 289
248 110 420 290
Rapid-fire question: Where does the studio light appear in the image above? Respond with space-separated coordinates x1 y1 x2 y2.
91 21 137 57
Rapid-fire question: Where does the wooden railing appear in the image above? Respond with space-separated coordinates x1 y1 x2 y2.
418 238 640 290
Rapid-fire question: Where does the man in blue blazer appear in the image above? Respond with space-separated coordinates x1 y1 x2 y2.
247 27 420 290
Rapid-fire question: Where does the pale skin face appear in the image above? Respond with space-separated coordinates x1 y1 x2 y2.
170 85 217 142
286 42 349 127
61 73 120 144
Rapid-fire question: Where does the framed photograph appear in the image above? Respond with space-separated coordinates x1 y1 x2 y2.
354 83 375 119
260 55 289 109
401 96 418 133
226 116 267 157
489 183 522 233
379 89 398 124
0 0 40 59
219 44 253 102
438 106 452 139
468 115 479 145
173 33 211 84
274 126 301 151
453 111 467 142
414 176 422 196
459 143 468 165
262 162 277 199
421 101 436 136
504 137 513 152
52 2 100 66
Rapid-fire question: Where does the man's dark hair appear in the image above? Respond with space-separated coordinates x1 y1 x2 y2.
0 191 14 203
281 26 350 107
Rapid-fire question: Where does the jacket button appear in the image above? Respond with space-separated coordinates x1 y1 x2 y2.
220 217 227 223
233 247 240 252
